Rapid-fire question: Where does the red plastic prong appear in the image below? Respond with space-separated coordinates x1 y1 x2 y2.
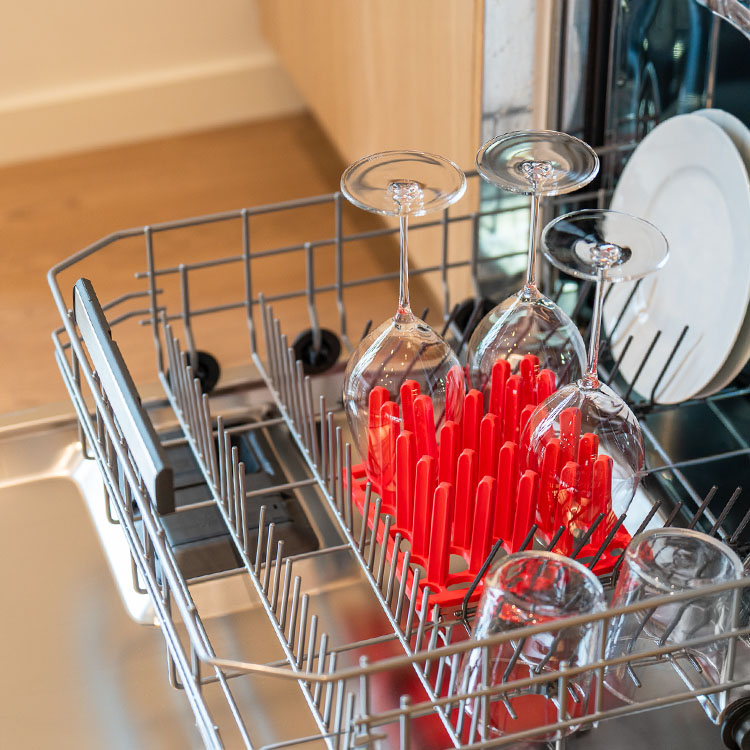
366 386 390 485
400 380 420 436
519 355 539 409
469 477 497 572
426 482 455 587
395 430 416 532
555 461 580 555
438 420 459 485
519 403 536 445
592 455 614 547
413 394 438 460
577 432 599 506
502 375 521 444
560 407 582 465
379 400 400 506
478 413 499 480
462 389 483 452
538 438 561 532
511 470 539 552
445 365 466 425
536 369 556 404
453 448 478 549
494 440 519 542
410 455 437 561
489 359 511 417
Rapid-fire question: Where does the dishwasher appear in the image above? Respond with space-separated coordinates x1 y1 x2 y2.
29 1 750 749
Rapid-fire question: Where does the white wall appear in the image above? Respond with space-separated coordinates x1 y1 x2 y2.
1 0 303 165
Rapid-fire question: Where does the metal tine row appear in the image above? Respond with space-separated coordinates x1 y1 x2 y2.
164 316 372 746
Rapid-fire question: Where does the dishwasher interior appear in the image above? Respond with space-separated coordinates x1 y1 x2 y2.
35 2 750 749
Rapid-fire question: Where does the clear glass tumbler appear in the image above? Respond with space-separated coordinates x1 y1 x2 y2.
604 528 742 710
459 551 605 742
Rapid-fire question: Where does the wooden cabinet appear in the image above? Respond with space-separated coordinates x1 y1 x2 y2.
258 0 484 171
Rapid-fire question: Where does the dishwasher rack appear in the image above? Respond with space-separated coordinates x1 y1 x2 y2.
48 165 750 749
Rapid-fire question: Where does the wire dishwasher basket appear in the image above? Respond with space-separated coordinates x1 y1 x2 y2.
48 166 750 749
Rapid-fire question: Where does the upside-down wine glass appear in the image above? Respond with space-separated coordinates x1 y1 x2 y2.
341 151 467 481
467 131 598 397
523 208 669 526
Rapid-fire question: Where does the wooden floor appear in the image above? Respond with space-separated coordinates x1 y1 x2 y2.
1 113 438 414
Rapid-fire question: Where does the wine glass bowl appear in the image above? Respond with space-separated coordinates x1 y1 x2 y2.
523 208 669 521
476 130 600 196
468 130 597 399
341 151 467 474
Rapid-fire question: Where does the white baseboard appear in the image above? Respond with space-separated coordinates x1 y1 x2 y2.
0 54 305 166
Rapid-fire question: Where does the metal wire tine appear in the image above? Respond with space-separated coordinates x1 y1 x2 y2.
287 575 302 647
434 623 454 695
395 549 411 622
570 279 593 323
730 496 750 544
279 558 293 629
216 417 227 508
260 297 276 388
358 483 372 553
606 334 633 386
327 412 336 497
275 320 289 407
255 504 267 575
424 604 442 677
271 539 285 613
376 515 392 588
178 263 198 369
341 692 356 750
305 614 318 680
665 500 685 528
201 394 219 486
368 497 383 571
359 655 371 719
385 533 402 605
632 499 663 539
688 486 718 529
415 588 433 655
334 193 349 351
335 426 344 514
468 692 481 745
239 470 249 554
164 321 178 396
345 443 354 531
623 330 661 402
404 567 422 641
420 306 430 322
285 344 301 429
295 594 310 668
458 296 484 355
588 513 628 569
649 325 690 405
460 538 503 624
319 395 328 481
520 524 538 551
304 376 319 468
313 632 329 707
360 319 372 342
399 695 412 750
444 652 461 717
191 377 207 459
608 278 642 339
547 526 566 551
572 515 605 558
263 522 276 594
296 361 311 453
502 636 528 683
324 656 339 730
710 487 742 538
455 663 471 735
440 302 460 338
230 447 241 526
183 360 200 439
627 664 642 688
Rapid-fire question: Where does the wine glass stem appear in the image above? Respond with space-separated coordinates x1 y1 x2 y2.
398 214 411 315
525 192 540 290
584 268 605 388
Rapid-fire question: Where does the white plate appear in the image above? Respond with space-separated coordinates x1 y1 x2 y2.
604 113 750 404
692 109 750 398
